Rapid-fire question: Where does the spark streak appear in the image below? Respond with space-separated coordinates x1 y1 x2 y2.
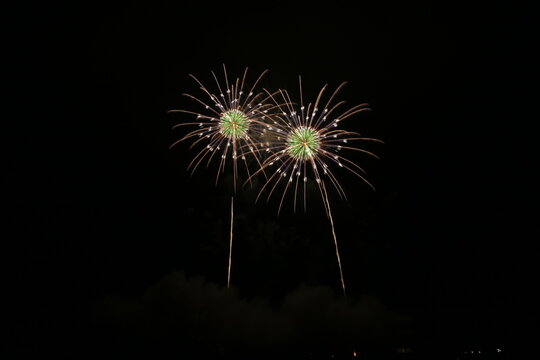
228 196 234 289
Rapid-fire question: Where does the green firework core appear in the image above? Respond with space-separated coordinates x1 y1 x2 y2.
287 126 321 160
219 110 249 139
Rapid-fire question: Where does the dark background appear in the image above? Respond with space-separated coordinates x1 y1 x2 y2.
6 1 537 358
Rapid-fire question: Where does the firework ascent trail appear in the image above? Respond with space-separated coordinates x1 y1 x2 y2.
228 196 233 289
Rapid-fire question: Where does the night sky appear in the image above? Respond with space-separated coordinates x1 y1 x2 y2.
6 1 538 359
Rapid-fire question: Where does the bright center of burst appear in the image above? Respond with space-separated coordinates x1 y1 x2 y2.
219 110 248 139
287 126 320 160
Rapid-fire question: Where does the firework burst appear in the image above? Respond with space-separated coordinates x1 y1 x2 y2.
169 65 277 190
247 78 383 296
250 78 383 214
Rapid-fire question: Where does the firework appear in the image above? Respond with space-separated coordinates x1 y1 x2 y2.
248 77 383 295
169 66 280 289
169 65 276 190
249 78 382 214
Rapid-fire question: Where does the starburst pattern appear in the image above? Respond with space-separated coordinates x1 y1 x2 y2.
169 65 276 190
249 78 383 215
